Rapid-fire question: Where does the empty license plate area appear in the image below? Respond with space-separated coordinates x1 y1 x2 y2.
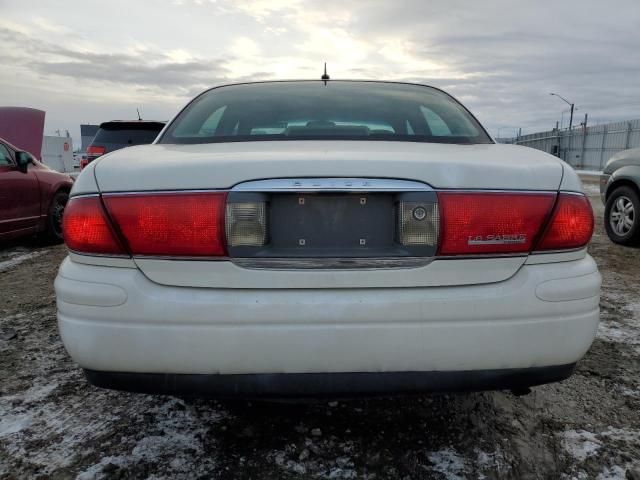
268 193 397 257
224 187 439 260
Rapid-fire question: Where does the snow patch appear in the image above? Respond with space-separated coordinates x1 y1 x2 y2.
561 430 602 461
581 182 601 196
76 399 224 479
0 251 45 273
576 169 603 176
0 413 32 437
427 448 468 479
596 465 628 480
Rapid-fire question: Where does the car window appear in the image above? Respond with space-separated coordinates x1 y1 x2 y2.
0 144 12 166
199 106 227 135
93 123 164 145
421 106 454 136
160 81 492 145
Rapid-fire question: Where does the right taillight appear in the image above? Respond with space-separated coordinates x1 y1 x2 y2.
534 193 594 251
438 192 556 255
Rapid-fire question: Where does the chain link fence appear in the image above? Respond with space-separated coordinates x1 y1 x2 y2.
513 119 640 170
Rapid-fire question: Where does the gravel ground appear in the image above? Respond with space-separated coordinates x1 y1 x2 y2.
1 183 639 479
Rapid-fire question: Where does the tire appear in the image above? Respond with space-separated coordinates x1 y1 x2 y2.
40 190 69 244
604 185 640 246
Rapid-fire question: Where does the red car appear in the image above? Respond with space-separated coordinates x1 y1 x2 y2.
0 137 73 243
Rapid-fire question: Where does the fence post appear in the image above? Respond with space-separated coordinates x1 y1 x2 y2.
625 122 632 149
599 125 608 170
580 126 588 169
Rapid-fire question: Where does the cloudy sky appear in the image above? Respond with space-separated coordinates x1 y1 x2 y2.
1 0 639 145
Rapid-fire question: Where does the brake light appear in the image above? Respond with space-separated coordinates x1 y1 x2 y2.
63 197 125 255
103 193 227 256
79 158 88 170
535 193 594 251
86 145 106 158
438 192 556 255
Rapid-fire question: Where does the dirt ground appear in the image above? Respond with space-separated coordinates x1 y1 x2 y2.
1 180 639 480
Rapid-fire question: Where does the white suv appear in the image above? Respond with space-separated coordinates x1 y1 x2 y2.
56 81 600 397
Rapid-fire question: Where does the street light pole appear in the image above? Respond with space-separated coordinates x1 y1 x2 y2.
550 92 575 130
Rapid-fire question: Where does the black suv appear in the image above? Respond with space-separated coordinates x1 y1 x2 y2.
81 120 165 169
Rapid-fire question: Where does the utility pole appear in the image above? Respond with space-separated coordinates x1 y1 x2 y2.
568 103 574 131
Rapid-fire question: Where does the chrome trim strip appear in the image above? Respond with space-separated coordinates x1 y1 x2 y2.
435 253 527 260
231 257 434 270
67 249 131 259
133 255 229 261
101 189 226 196
436 189 558 194
231 178 432 192
69 193 100 199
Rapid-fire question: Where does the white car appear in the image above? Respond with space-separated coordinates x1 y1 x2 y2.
56 80 600 397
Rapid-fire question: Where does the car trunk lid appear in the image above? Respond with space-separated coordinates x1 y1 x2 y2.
89 140 565 288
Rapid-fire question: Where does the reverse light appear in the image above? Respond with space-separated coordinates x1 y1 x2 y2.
63 196 125 255
397 201 439 246
103 192 226 256
535 193 594 251
438 192 557 255
225 202 268 247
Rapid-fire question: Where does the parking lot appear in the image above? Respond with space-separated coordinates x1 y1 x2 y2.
0 180 638 479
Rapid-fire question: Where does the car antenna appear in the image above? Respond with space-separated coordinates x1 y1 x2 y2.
136 108 142 121
321 62 330 85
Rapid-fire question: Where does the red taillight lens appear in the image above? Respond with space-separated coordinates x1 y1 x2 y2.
104 193 227 256
535 193 594 251
63 197 125 255
79 158 88 170
438 192 556 255
86 145 106 158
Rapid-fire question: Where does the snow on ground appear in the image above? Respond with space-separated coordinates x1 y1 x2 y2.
581 182 601 196
598 274 640 354
0 250 45 273
561 430 602 462
560 427 640 479
427 448 468 479
76 399 225 480
576 169 603 176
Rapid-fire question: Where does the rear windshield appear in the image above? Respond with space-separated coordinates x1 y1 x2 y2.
93 122 165 145
159 81 492 145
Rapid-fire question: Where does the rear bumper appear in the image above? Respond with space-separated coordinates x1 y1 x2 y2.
56 255 600 394
85 364 576 397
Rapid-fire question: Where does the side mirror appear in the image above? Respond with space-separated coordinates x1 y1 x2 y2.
15 152 32 172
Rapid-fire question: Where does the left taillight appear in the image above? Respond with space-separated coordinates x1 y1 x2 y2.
103 192 227 257
63 196 126 255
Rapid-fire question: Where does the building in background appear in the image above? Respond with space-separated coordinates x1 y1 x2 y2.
0 106 46 160
80 124 99 152
42 135 75 173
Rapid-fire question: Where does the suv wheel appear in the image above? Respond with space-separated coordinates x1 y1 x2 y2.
40 190 69 244
604 186 639 246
